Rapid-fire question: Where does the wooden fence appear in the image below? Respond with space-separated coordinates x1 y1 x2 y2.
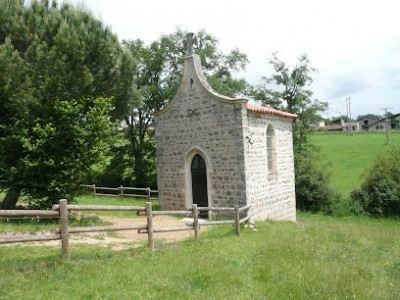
81 184 158 199
0 200 252 261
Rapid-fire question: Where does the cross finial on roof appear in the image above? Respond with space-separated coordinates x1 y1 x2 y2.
183 32 198 55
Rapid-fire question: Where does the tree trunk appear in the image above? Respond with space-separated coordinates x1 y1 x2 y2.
134 149 147 187
0 189 21 209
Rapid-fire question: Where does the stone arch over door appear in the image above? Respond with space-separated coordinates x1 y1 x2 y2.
184 147 213 217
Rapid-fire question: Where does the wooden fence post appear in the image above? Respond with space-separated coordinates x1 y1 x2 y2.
146 187 151 198
192 204 199 240
92 184 96 197
119 185 124 198
145 202 154 251
59 199 70 261
234 206 240 236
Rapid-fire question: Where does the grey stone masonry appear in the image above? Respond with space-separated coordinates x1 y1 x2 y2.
243 109 296 221
154 52 297 222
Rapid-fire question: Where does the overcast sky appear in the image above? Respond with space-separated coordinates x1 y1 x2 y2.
69 0 400 119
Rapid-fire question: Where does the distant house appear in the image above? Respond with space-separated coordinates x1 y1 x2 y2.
368 113 400 131
370 118 388 131
321 124 342 132
314 114 400 132
391 114 400 130
319 118 360 132
310 120 326 131
342 121 360 132
357 116 378 131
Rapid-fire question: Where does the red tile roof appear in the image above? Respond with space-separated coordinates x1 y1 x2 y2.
246 103 298 118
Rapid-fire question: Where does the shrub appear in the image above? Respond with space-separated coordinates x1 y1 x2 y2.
295 146 340 214
330 196 365 217
351 146 400 217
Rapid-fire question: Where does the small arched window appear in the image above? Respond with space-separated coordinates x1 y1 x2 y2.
266 125 277 175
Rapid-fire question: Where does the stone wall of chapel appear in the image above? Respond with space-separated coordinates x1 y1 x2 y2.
155 56 248 211
243 111 296 221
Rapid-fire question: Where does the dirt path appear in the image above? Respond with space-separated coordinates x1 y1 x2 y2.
100 215 198 242
68 215 200 250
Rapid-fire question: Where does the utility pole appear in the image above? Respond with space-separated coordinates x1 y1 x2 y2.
349 97 352 135
380 107 393 144
346 97 351 135
346 97 349 134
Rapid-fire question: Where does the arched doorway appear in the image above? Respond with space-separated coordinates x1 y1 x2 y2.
191 154 208 218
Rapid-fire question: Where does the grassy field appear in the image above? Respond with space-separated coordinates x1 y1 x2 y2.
1 211 399 299
310 131 400 196
1 133 400 299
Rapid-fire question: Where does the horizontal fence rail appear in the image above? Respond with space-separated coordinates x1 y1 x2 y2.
0 200 252 261
52 204 146 212
55 225 146 234
0 210 59 217
1 234 61 244
81 184 158 199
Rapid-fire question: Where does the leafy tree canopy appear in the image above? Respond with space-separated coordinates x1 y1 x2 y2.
0 0 137 208
249 53 327 150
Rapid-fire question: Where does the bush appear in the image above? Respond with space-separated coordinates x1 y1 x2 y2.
330 196 365 217
295 146 340 214
351 146 400 217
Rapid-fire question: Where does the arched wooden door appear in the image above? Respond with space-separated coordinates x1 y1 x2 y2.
191 154 208 218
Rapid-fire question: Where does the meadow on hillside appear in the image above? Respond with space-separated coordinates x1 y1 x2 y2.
2 134 400 299
1 211 400 299
310 132 400 196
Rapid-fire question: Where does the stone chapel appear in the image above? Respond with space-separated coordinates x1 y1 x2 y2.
154 34 297 221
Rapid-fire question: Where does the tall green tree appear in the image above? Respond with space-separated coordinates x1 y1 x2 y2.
101 29 249 188
0 0 137 208
250 53 338 213
249 53 327 150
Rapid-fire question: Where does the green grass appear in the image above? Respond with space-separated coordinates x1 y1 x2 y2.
2 132 400 298
311 132 400 196
1 212 399 299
